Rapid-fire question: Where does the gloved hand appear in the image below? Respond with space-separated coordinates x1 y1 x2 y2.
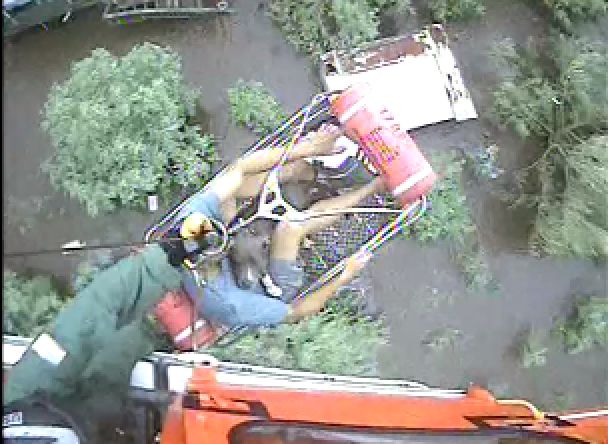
160 235 190 267
161 212 213 267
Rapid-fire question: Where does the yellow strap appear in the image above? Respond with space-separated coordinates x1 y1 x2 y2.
497 399 545 420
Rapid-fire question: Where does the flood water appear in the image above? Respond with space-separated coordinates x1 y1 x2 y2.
3 0 607 413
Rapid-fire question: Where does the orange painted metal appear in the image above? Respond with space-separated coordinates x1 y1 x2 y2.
161 366 608 444
161 396 188 444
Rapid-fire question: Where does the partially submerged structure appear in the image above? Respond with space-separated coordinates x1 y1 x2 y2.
3 0 232 37
320 25 477 131
3 0 96 37
102 0 231 24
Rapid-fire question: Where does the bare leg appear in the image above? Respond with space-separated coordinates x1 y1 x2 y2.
219 198 238 225
236 131 340 176
220 160 315 223
271 178 385 261
235 159 314 199
208 130 339 207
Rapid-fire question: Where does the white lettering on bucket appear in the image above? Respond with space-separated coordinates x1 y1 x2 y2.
391 165 433 197
174 320 206 343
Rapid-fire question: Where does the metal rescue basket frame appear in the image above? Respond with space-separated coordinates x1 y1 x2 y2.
145 92 428 347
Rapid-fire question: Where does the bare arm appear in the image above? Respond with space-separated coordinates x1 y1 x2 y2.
284 274 350 322
206 165 244 204
284 251 371 323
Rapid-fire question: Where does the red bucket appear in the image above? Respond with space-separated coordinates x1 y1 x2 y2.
331 84 436 207
153 290 218 351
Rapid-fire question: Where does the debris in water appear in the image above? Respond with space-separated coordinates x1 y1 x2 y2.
61 240 86 255
517 329 548 368
422 327 463 352
148 195 159 212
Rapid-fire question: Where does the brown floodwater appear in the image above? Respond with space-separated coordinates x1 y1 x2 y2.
3 0 606 414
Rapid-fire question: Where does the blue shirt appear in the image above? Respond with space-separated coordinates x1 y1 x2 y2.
177 191 289 327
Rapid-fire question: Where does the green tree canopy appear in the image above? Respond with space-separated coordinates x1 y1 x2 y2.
42 43 215 216
3 270 67 337
228 80 286 136
267 0 410 58
491 36 607 259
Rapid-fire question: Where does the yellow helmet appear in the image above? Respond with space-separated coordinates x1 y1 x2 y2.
180 212 210 239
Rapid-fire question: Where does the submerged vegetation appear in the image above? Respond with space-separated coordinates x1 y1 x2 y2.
3 270 67 337
491 36 608 260
517 329 549 368
267 0 410 57
426 0 485 22
228 80 287 136
42 43 215 217
208 290 388 376
553 296 608 355
408 153 473 245
512 295 606 369
541 0 607 31
534 135 608 259
422 327 463 352
405 151 497 294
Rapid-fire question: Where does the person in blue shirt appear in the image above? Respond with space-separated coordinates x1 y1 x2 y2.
162 125 384 328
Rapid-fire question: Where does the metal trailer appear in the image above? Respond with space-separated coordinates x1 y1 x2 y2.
102 0 233 23
3 0 233 38
318 24 478 132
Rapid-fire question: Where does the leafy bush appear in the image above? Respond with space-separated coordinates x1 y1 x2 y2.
267 0 407 58
517 330 548 368
490 39 555 140
408 152 474 244
42 43 215 216
553 296 608 354
267 0 328 57
209 292 387 375
330 0 380 49
491 77 556 140
542 0 607 31
534 136 608 258
403 152 497 293
451 239 498 294
227 80 287 136
491 37 608 259
427 0 485 22
491 37 607 141
3 270 67 337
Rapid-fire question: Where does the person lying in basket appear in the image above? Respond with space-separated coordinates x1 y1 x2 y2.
161 124 385 327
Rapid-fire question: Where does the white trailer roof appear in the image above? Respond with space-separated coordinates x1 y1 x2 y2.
320 25 477 131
